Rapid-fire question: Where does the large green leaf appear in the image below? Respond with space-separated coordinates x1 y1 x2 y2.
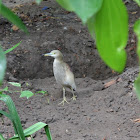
0 94 25 140
0 47 6 84
4 41 21 54
0 4 28 33
10 122 52 140
134 19 140 100
88 0 128 72
56 0 103 24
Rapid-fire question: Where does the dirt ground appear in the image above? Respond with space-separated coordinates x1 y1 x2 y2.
0 0 140 140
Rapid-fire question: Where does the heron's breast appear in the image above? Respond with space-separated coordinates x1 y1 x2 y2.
53 63 66 84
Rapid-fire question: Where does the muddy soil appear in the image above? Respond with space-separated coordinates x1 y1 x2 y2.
0 0 140 140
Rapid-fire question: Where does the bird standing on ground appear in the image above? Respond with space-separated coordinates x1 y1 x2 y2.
44 50 76 105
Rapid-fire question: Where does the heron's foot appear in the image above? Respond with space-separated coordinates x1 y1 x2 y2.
58 97 69 105
71 95 77 101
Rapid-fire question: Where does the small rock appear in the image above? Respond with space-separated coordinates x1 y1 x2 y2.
65 129 72 135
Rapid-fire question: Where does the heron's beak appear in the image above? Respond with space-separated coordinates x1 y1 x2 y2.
44 53 52 56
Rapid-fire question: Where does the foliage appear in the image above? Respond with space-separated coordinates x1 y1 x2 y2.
56 0 103 24
0 94 52 140
0 82 48 99
88 0 128 72
56 0 128 72
0 1 52 139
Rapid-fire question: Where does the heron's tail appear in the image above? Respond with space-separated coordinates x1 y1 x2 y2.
72 83 76 91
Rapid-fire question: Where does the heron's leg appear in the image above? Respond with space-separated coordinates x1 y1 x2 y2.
71 88 77 101
58 87 69 105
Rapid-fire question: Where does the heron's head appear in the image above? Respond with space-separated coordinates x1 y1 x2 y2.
44 50 63 59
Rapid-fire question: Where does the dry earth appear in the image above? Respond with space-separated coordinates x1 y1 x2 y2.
0 0 140 140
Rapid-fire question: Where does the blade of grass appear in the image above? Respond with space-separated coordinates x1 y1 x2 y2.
0 133 6 140
0 94 25 140
44 125 52 140
10 122 52 140
4 41 21 54
0 4 28 33
24 122 47 136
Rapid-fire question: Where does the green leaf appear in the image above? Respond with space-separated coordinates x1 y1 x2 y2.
88 0 128 72
44 125 52 140
1 86 9 92
36 90 48 94
134 19 140 100
20 90 34 99
0 94 25 140
133 0 140 6
10 122 52 140
4 41 21 54
9 82 21 87
36 0 43 4
0 133 6 140
56 0 103 24
0 4 28 33
0 47 6 84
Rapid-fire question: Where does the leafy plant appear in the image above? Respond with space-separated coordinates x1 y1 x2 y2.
0 82 48 99
0 1 52 139
0 94 52 140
